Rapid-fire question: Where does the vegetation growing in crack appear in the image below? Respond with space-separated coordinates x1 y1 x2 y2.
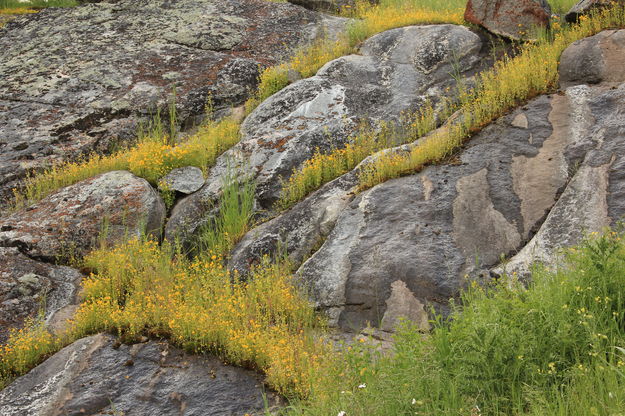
10 101 240 212
277 4 625 210
0 176 330 397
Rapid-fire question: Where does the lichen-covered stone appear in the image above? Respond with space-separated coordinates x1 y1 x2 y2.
0 0 348 207
0 247 82 343
0 171 165 262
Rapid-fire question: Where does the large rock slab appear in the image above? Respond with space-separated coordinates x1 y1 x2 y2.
496 83 625 277
465 0 551 40
496 30 625 276
559 29 625 88
0 0 346 207
565 0 625 22
0 247 82 344
287 30 625 331
166 24 491 244
0 171 165 262
0 334 281 416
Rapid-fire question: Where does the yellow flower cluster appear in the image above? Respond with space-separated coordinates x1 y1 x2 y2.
10 116 239 211
0 321 58 387
57 238 331 397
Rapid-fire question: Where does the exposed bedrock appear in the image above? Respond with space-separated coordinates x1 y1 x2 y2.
300 83 625 331
166 24 492 245
0 334 281 416
232 29 625 331
0 0 347 207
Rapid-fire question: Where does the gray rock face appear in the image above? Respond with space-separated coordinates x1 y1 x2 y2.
497 83 625 277
159 166 205 195
465 0 551 40
0 0 346 207
281 30 625 330
0 171 165 262
166 24 490 244
559 30 625 88
0 247 82 343
0 334 281 416
229 172 359 274
565 0 625 22
297 81 625 330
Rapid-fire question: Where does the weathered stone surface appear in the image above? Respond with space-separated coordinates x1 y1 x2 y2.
565 0 625 22
0 334 281 416
465 0 551 40
295 84 616 329
285 31 625 330
229 172 359 274
0 171 165 262
159 166 205 195
496 84 625 277
0 0 347 207
380 280 430 333
0 247 82 344
166 24 490 244
559 30 625 88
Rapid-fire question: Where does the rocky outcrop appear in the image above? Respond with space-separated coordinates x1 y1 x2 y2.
565 0 625 22
0 0 348 207
0 334 281 416
0 247 82 343
465 0 552 40
299 85 625 330
0 171 165 262
495 29 625 277
231 29 625 331
166 24 492 245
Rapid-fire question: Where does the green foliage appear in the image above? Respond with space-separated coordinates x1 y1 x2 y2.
292 231 625 415
197 172 256 256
